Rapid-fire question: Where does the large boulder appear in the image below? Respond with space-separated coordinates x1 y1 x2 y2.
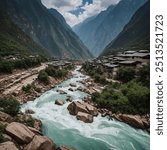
119 114 145 129
84 103 98 116
0 111 12 122
76 112 93 123
5 122 35 144
67 102 89 115
55 100 65 106
67 101 98 117
24 135 56 150
0 141 18 150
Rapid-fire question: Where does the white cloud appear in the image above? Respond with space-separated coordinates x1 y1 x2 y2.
41 0 120 27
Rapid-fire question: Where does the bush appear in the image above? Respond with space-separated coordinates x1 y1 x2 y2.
116 67 136 83
45 65 56 77
22 84 32 93
38 70 49 84
0 60 13 73
82 63 107 85
137 64 150 87
0 124 5 143
92 80 150 115
125 81 150 114
0 97 20 116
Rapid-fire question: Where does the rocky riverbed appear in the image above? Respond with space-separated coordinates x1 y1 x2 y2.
20 66 150 150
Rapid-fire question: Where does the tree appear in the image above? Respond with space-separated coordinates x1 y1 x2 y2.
0 97 20 116
38 70 49 84
116 67 135 83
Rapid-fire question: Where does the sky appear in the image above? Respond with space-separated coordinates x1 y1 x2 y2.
41 0 120 27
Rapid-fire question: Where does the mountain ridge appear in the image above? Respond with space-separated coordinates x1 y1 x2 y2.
73 0 146 56
101 1 150 56
0 0 93 59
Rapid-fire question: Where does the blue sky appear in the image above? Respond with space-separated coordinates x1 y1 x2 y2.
42 0 120 26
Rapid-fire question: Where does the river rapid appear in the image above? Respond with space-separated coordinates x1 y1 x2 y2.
21 66 150 150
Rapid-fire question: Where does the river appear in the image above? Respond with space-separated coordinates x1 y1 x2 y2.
21 66 150 150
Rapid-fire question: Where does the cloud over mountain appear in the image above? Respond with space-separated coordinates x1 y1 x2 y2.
41 0 120 26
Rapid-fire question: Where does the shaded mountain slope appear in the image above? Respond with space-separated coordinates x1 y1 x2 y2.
0 11 49 57
0 0 92 59
101 1 150 56
73 0 146 56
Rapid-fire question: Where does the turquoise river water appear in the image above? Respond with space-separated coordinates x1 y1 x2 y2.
21 66 150 150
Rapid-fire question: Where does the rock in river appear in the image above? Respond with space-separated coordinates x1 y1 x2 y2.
55 100 65 106
76 112 93 123
69 83 77 87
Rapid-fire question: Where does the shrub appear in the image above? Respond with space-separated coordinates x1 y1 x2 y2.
92 80 150 115
22 84 32 93
0 97 20 116
116 67 136 83
38 70 49 84
0 60 13 73
137 64 150 86
0 124 5 143
45 65 56 77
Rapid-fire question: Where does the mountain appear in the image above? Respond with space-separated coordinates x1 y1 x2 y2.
73 0 146 56
0 0 92 59
0 10 49 57
101 1 150 56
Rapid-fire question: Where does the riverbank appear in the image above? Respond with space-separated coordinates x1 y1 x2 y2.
79 66 150 132
0 64 75 150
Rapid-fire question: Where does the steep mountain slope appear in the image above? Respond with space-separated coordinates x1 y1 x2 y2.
101 1 150 56
0 0 92 59
73 0 146 56
0 11 49 57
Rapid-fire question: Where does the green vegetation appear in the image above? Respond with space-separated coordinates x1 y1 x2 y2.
82 63 108 84
91 64 150 115
137 64 150 86
38 70 49 85
116 67 136 83
16 117 35 127
0 56 47 74
22 84 32 93
92 80 149 115
45 65 69 78
0 124 5 143
0 97 20 116
0 60 13 73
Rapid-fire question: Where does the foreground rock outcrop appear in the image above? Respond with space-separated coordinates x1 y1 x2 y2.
0 121 57 150
67 101 98 123
5 122 35 144
24 135 56 150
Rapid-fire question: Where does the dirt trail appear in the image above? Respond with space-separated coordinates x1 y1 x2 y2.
1 63 47 95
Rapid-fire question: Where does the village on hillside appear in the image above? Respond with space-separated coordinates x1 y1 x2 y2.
86 50 150 80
